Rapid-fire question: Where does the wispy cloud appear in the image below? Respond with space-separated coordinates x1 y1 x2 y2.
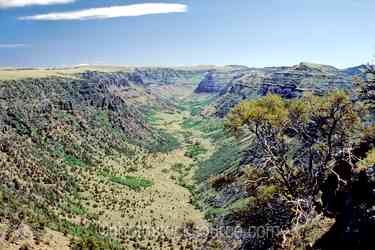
0 0 74 8
19 3 188 21
0 44 29 48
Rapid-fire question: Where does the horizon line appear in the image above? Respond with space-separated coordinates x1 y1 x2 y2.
0 62 368 71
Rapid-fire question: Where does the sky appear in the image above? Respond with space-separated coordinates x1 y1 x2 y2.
0 0 374 68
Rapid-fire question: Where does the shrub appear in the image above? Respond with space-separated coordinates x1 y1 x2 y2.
256 185 278 201
208 175 235 190
110 176 153 191
70 235 123 250
205 207 226 220
229 197 253 212
171 163 185 173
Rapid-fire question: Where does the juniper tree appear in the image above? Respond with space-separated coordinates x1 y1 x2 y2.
225 91 375 249
355 64 375 115
225 92 359 201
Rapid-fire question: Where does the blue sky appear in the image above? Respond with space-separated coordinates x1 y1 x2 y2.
0 0 374 68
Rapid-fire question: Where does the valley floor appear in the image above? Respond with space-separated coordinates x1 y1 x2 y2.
81 108 215 249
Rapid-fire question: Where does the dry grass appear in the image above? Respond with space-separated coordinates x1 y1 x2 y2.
0 65 134 80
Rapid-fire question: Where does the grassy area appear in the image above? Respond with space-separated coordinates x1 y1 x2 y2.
145 110 161 125
182 116 224 136
144 111 181 153
176 95 225 143
95 111 111 128
204 207 226 220
147 128 180 153
175 95 216 115
64 154 85 167
110 176 154 191
53 145 86 167
59 201 88 216
195 138 241 182
185 143 208 159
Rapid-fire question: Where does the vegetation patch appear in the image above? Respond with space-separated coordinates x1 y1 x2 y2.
205 207 226 220
228 197 253 212
146 128 180 153
195 138 241 181
182 117 223 134
60 201 88 216
145 110 160 125
176 96 216 116
171 163 186 173
110 176 154 191
70 235 123 250
94 111 111 128
64 154 85 167
184 142 208 159
208 175 235 190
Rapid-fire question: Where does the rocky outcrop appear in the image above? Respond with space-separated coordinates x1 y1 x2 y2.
259 83 304 99
195 72 225 93
134 67 204 84
80 67 209 87
202 62 360 117
194 66 250 94
81 71 131 88
342 64 368 78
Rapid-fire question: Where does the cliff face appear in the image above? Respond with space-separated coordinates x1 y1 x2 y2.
134 67 206 84
194 72 225 93
197 63 361 117
80 67 207 86
194 66 250 94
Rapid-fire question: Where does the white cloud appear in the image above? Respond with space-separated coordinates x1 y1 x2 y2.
19 3 188 21
0 0 74 8
0 44 28 48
